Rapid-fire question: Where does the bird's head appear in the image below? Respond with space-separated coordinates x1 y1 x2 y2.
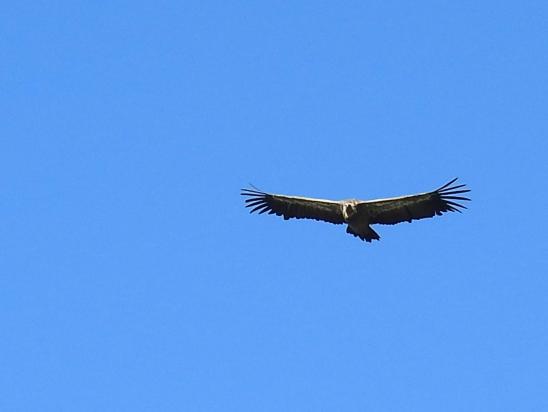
342 201 358 221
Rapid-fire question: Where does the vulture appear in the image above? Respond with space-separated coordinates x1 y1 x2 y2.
241 178 470 242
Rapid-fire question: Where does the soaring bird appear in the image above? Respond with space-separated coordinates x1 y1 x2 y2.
241 178 470 242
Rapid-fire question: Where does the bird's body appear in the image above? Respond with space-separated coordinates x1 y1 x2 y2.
241 178 470 242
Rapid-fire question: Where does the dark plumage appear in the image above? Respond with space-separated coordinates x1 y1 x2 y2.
241 178 470 242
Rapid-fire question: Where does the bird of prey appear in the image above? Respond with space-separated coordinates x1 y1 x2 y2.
241 178 470 242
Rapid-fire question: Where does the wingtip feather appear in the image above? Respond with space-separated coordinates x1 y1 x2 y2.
436 177 459 191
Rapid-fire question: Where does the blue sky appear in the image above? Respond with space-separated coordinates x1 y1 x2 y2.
2 1 548 410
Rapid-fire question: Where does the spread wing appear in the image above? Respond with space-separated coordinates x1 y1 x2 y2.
360 178 471 225
241 188 345 224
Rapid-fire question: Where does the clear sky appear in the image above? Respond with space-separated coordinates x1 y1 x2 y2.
2 1 548 411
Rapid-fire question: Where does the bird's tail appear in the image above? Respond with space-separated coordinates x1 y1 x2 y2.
346 225 380 243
